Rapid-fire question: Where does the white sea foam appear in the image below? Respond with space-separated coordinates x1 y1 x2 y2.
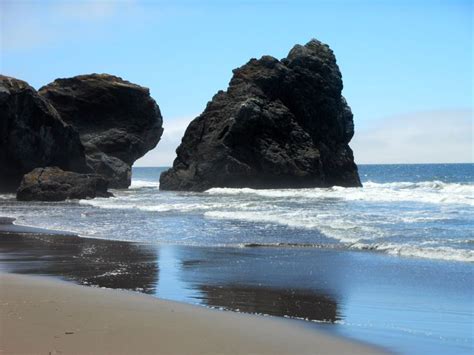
204 210 383 243
399 215 451 223
206 181 474 205
79 197 260 213
363 243 474 263
129 179 160 189
79 199 137 210
204 210 474 262
205 210 353 232
73 178 474 263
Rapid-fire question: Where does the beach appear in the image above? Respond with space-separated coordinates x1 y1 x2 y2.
0 222 385 355
2 0 472 353
1 273 386 355
1 214 472 354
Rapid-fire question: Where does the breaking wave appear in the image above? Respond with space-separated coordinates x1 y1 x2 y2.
206 181 474 206
74 178 474 263
234 241 474 263
129 180 160 189
362 244 474 263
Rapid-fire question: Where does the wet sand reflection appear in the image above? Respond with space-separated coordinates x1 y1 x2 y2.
198 284 338 322
0 229 339 323
0 232 159 293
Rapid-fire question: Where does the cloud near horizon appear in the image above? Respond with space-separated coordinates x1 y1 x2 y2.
136 109 473 167
135 116 194 167
351 109 473 164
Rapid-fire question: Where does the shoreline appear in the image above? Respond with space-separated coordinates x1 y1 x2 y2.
0 272 384 354
0 216 77 236
2 217 473 353
0 218 386 354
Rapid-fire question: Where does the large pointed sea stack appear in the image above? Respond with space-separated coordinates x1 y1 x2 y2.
0 75 89 192
39 74 164 188
160 39 361 191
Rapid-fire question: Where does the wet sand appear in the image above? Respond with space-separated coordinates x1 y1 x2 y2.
1 217 473 354
0 225 341 324
0 219 384 354
0 273 384 355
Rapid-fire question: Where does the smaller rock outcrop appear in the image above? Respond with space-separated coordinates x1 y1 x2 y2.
16 167 112 201
0 76 89 192
39 74 164 188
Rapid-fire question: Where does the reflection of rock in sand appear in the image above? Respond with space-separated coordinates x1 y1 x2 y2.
199 284 338 323
0 232 159 293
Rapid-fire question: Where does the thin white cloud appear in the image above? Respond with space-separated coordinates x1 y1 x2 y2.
135 116 195 167
0 0 141 52
351 109 473 164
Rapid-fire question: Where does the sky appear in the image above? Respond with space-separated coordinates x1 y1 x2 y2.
1 0 472 165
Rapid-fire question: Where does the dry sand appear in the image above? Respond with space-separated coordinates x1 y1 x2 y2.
0 273 385 355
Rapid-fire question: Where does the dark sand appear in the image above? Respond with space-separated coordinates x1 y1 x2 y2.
0 219 339 323
1 217 473 354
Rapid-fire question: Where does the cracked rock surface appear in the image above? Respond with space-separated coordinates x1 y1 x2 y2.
39 74 163 188
160 39 361 191
0 75 89 192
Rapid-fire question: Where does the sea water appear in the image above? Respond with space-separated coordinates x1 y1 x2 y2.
0 163 473 353
3 164 471 262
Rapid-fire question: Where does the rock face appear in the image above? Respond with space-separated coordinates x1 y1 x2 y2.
0 76 89 192
39 74 163 188
17 167 111 201
160 39 361 191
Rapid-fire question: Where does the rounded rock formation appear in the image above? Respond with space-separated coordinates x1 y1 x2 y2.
0 75 89 192
16 167 111 201
39 74 164 188
160 39 361 191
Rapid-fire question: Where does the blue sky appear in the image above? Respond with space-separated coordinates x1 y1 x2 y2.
1 0 472 165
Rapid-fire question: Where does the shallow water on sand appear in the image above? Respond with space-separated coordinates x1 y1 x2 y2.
0 233 472 354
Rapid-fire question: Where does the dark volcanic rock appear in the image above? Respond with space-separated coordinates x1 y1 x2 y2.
39 74 163 188
160 39 361 191
17 167 111 201
0 76 89 192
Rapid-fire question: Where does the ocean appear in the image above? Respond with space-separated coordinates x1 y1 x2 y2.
0 163 473 353
2 164 472 262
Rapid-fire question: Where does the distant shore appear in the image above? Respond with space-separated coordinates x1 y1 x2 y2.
0 218 384 354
